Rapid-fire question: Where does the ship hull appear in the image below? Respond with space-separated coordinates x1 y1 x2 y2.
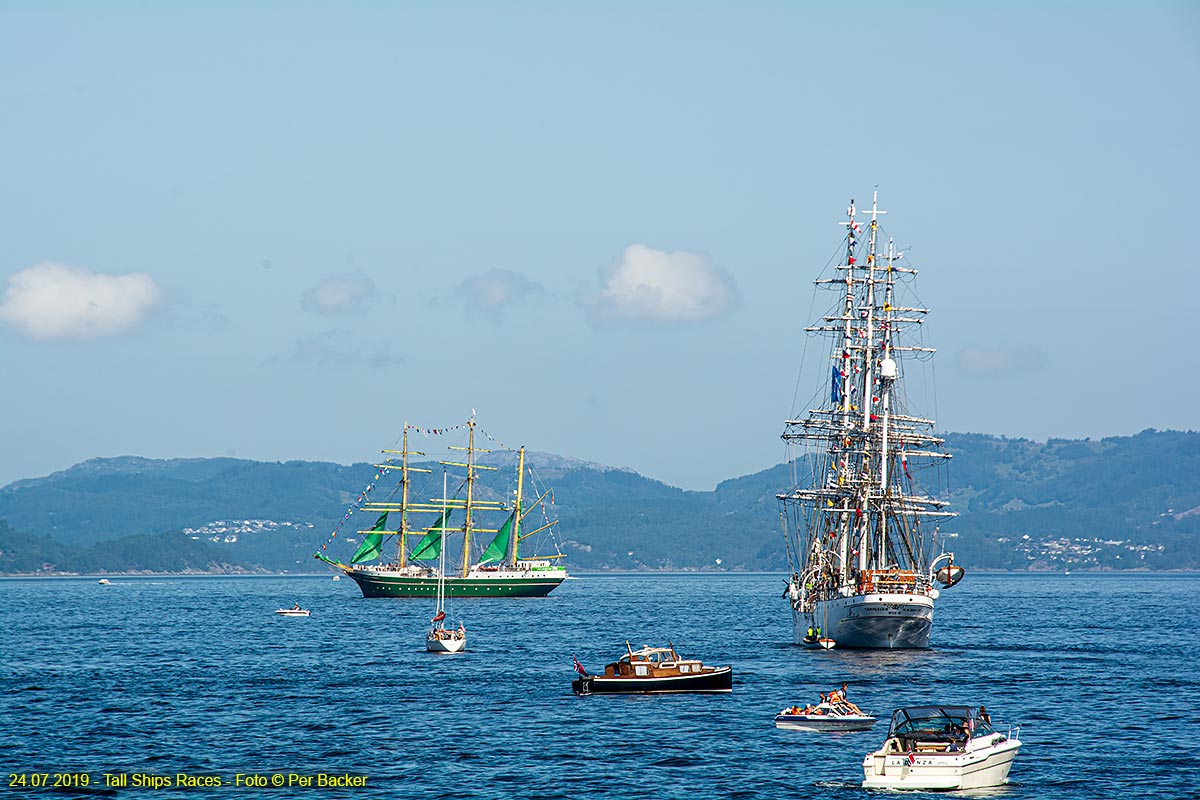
793 593 934 649
572 667 733 695
346 569 566 598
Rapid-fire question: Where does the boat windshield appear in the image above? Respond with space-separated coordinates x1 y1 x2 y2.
887 706 994 738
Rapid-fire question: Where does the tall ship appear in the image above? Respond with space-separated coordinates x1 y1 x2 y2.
780 193 963 648
315 417 568 597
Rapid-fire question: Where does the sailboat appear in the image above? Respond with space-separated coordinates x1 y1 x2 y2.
427 470 466 653
779 193 964 649
315 417 568 598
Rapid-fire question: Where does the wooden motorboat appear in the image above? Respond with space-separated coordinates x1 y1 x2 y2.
572 643 732 695
862 705 1021 790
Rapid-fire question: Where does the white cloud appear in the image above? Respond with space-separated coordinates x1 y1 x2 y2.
955 345 1046 377
581 244 737 324
265 329 404 370
302 272 376 313
455 269 543 322
0 262 163 340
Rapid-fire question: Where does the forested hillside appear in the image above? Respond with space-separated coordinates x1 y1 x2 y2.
1 430 1196 574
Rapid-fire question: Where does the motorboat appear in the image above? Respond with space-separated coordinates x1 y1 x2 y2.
275 606 311 617
775 700 877 732
862 705 1021 790
572 643 732 695
98 579 111 585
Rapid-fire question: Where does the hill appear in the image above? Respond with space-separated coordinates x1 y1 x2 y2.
0 430 1196 574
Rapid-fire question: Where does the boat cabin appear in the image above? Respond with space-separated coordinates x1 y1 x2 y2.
604 646 712 678
879 706 995 754
856 569 919 595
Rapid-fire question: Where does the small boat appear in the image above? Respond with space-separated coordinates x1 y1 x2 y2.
98 579 111 585
862 705 1021 791
775 700 877 732
275 606 311 617
572 643 732 695
426 469 466 654
426 616 466 653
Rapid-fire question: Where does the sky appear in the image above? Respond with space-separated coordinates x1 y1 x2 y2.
2 1 1198 491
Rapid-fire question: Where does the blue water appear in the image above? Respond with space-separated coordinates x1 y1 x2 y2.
0 572 1195 799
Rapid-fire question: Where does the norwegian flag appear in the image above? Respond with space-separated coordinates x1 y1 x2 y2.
907 749 916 766
572 656 589 676
902 453 912 480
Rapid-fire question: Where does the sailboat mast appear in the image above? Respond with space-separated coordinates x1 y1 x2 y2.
436 468 447 615
511 446 526 565
461 418 476 578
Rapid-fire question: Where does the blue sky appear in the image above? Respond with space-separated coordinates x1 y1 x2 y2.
2 2 1197 490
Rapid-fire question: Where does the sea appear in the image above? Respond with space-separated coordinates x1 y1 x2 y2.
0 572 1195 799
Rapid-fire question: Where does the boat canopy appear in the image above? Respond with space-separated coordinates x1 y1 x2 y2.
887 706 993 737
618 647 676 664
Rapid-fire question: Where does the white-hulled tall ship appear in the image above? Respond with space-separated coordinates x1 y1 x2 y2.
780 193 964 649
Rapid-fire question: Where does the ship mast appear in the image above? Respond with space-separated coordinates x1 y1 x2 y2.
462 419 476 578
510 446 526 565
379 422 429 566
780 193 954 591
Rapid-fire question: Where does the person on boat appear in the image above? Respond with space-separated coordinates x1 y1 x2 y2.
978 705 991 726
292 602 300 610
806 625 815 639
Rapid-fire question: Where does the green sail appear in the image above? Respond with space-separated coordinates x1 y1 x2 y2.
409 509 452 561
351 512 389 563
479 513 514 565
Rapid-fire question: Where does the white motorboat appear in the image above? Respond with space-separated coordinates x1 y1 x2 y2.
775 700 876 732
862 705 1021 790
98 579 111 585
275 606 311 617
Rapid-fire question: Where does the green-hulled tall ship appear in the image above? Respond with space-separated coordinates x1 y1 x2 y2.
315 417 568 597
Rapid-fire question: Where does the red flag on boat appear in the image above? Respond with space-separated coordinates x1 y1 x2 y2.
573 656 588 676
431 610 446 623
907 748 916 766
